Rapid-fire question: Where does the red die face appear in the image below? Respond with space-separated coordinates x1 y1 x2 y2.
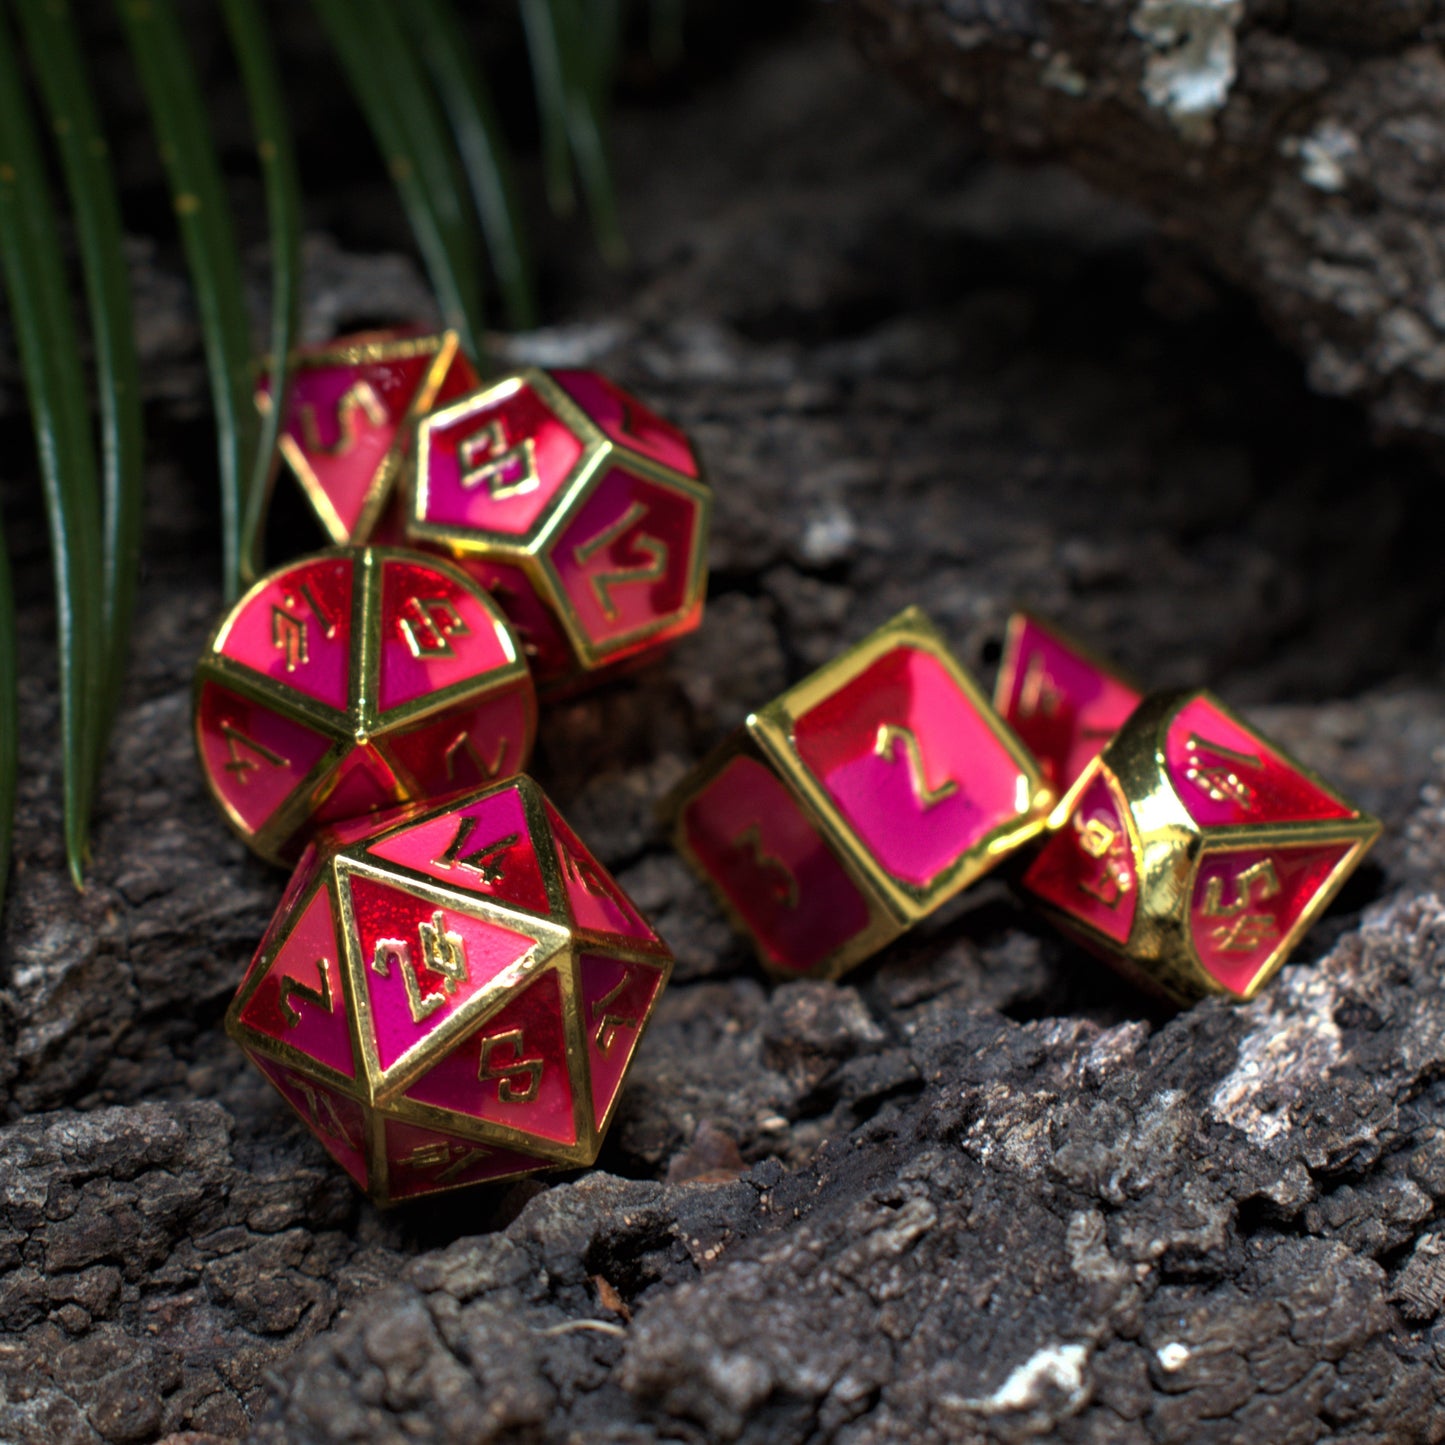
195 547 535 865
994 613 1143 792
261 329 477 545
409 368 710 692
226 776 672 1205
1022 691 1380 1004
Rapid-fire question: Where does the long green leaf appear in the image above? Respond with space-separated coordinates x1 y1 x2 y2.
0 5 103 887
314 0 483 361
15 0 143 777
412 0 535 332
221 0 301 585
118 0 255 602
518 0 574 216
0 525 18 910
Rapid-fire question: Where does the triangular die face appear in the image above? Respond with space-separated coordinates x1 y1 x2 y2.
551 370 699 478
252 1054 370 1189
375 554 517 715
1190 840 1357 997
366 784 550 915
310 744 402 831
237 886 356 1079
457 557 578 686
384 688 534 803
579 953 666 1131
347 873 541 1076
545 803 657 942
380 1118 549 1201
217 555 354 711
1164 696 1356 829
402 966 578 1147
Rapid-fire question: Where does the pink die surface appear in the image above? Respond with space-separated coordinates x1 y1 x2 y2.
546 803 658 942
551 370 699 478
682 754 871 974
382 1118 549 1200
793 645 1031 890
253 1055 369 1189
403 968 576 1146
1165 697 1356 829
579 954 665 1129
384 688 532 799
455 556 577 684
375 554 515 714
219 554 354 711
1021 769 1139 946
1190 842 1356 995
309 745 402 832
549 466 700 652
195 681 333 836
237 886 357 1079
419 379 584 539
998 617 1141 791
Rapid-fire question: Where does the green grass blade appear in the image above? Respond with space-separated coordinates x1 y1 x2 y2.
412 0 535 331
220 0 301 585
14 0 144 772
0 526 18 911
314 0 483 361
518 0 575 216
118 0 255 602
0 6 103 887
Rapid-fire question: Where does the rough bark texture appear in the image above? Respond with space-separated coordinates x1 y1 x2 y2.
843 0 1445 457
3 18 1445 1445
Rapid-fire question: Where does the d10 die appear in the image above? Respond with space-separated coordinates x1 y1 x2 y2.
409 367 710 690
1021 690 1381 1003
994 612 1142 793
260 328 478 545
225 777 672 1204
665 608 1054 980
195 546 535 865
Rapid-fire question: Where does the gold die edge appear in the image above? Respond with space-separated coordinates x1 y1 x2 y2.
992 607 1145 721
587 947 675 1146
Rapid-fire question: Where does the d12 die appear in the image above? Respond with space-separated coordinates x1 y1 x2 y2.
994 612 1142 793
260 329 478 545
225 776 673 1204
665 608 1054 981
1021 690 1381 1003
195 546 535 865
409 367 710 691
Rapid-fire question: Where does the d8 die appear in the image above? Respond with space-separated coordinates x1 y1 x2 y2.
1021 690 1380 1003
408 367 710 691
195 546 535 865
260 328 478 545
994 612 1142 793
665 608 1054 980
225 777 672 1204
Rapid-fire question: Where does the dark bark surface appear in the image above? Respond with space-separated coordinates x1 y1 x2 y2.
3 19 1445 1444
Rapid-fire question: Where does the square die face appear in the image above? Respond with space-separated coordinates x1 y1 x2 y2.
790 642 1037 896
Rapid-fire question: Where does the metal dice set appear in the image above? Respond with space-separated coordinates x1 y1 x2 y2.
195 326 1379 1205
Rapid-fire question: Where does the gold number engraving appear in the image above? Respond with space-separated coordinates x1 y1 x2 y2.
1184 734 1262 811
731 823 800 909
1018 652 1065 719
370 911 469 1024
433 815 518 882
444 732 508 782
874 724 959 809
559 841 610 898
402 1139 491 1183
294 1079 354 1144
280 959 334 1026
298 378 387 457
1201 858 1281 952
572 501 669 621
1073 814 1132 908
271 581 338 672
460 419 540 500
219 720 289 780
591 975 639 1054
479 1029 543 1102
398 595 471 658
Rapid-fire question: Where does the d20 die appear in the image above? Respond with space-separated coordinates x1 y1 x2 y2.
994 612 1142 793
1021 690 1381 1003
225 776 673 1205
195 546 535 865
260 328 478 545
409 367 710 691
665 607 1054 981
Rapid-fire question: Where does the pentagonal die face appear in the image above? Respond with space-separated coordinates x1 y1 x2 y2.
195 548 536 865
410 369 709 687
225 778 673 1205
261 329 478 545
1022 692 1380 1003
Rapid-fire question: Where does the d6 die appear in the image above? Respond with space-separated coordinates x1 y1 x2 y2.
1021 690 1380 1003
666 608 1054 980
225 777 672 1204
195 547 535 865
260 328 478 545
408 367 710 691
